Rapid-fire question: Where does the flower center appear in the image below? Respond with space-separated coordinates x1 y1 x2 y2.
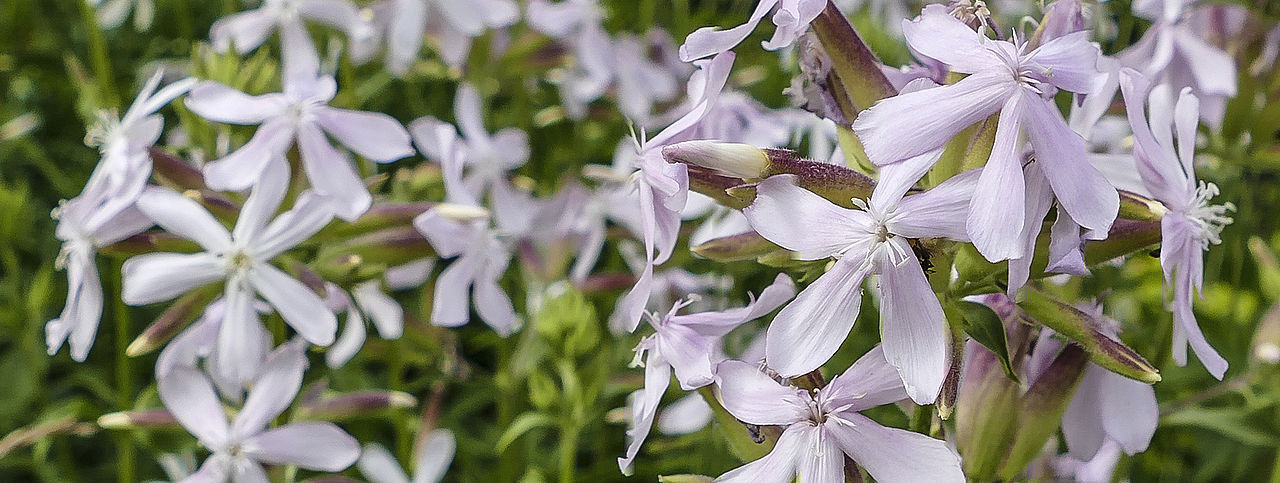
84 109 122 152
226 250 254 274
1183 181 1234 248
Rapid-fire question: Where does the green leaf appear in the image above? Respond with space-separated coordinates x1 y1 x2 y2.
1162 407 1280 447
658 475 715 483
956 300 1018 383
495 412 554 453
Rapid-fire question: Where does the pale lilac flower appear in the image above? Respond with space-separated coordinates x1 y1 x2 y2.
410 83 528 202
83 70 196 194
45 185 152 362
122 161 338 384
373 0 519 74
158 341 360 482
853 5 1118 262
87 0 154 30
744 156 978 403
1118 0 1237 127
657 328 768 436
210 0 369 81
412 121 520 335
186 73 413 220
610 52 735 332
155 298 272 400
619 274 796 474
358 430 456 483
1049 439 1124 482
325 280 405 368
712 350 964 483
1119 68 1232 378
679 0 827 61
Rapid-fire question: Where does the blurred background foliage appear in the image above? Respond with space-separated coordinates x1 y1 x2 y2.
1 0 1279 481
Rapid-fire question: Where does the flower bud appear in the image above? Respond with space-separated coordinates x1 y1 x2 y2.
315 226 435 282
1118 190 1167 223
663 141 770 179
955 342 1020 480
998 343 1088 480
691 231 779 261
99 232 202 258
809 1 896 112
149 147 206 190
762 151 876 209
433 203 490 222
126 285 220 356
1018 288 1160 384
295 391 417 421
98 409 179 429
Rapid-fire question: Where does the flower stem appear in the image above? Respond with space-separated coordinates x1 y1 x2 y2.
109 263 135 482
558 417 577 483
78 0 119 108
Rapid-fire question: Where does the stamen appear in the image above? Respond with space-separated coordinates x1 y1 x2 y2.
1186 181 1234 247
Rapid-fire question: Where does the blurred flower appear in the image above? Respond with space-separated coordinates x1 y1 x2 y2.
358 430 455 483
158 341 360 481
1119 68 1232 378
366 0 518 74
84 71 195 195
122 161 338 384
853 5 1117 263
86 0 153 31
186 72 413 220
210 0 370 82
712 349 964 482
155 298 273 401
325 280 405 368
679 0 827 61
745 154 978 402
618 274 795 474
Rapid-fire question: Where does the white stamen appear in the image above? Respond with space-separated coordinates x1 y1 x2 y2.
1184 181 1234 248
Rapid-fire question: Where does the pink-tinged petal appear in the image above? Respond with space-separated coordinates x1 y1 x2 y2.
1173 87 1199 177
672 273 796 336
412 429 455 483
901 5 1004 73
121 252 224 305
242 422 360 471
325 308 365 369
797 427 844 483
492 128 531 170
314 107 414 162
232 160 290 245
822 345 909 412
1047 207 1088 276
358 443 411 483
645 52 736 147
853 71 1013 166
610 255 653 334
714 360 808 426
430 256 480 327
1097 365 1158 455
876 238 950 404
1025 31 1106 94
656 324 716 390
352 281 403 339
385 258 435 290
228 461 270 483
1173 30 1238 97
204 121 295 192
158 366 230 447
297 122 372 221
715 423 808 483
1119 70 1189 205
249 263 337 346
434 0 487 36
214 280 269 387
156 302 222 379
1022 90 1119 235
253 191 335 259
1007 164 1056 294
231 341 307 439
893 167 981 241
1061 364 1108 460
827 413 964 483
1171 247 1228 379
64 251 104 362
617 350 671 475
657 394 713 436
678 0 780 61
136 187 231 251
452 83 489 151
386 0 428 76
185 82 286 124
761 0 825 51
967 95 1027 262
474 274 518 337
412 210 473 258
744 175 873 260
870 148 944 210
209 9 276 54
766 256 871 377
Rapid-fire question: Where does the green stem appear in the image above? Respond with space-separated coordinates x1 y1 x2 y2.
110 264 135 482
559 417 578 483
79 0 119 108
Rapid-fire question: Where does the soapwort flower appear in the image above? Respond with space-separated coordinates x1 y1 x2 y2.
744 156 978 403
158 341 360 482
618 274 795 473
186 72 413 220
853 5 1118 262
359 430 455 483
679 0 828 61
122 161 338 384
712 349 964 483
1119 68 1232 378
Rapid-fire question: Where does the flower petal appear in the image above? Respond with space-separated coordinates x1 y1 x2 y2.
744 175 874 260
617 350 671 475
1022 90 1119 236
249 263 337 346
672 273 796 336
876 238 950 404
678 0 780 61
214 279 269 387
715 423 808 483
657 394 713 436
185 82 286 124
967 95 1027 261
1025 31 1106 94
827 413 964 483
136 187 232 251
231 341 308 439
430 255 480 327
901 4 1004 73
474 273 519 337
412 429 456 483
232 160 290 245
325 308 365 369
765 256 871 377
714 360 808 426
253 191 336 260
203 121 295 192
157 366 230 447
209 9 276 53
1097 365 1158 455
314 107 414 162
822 345 909 412
352 281 404 339
358 443 411 483
893 167 981 241
242 422 360 471
121 252 225 305
297 121 372 221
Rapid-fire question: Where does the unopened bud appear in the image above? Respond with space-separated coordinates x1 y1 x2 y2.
296 391 418 421
315 226 434 282
955 342 1020 480
1019 288 1160 384
149 147 206 190
434 203 490 222
127 286 220 356
663 141 769 179
761 150 875 209
97 409 178 429
100 232 202 258
325 202 437 238
691 231 779 261
997 343 1088 479
1083 219 1163 266
1118 190 1167 223
1252 303 1280 364
686 166 752 210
